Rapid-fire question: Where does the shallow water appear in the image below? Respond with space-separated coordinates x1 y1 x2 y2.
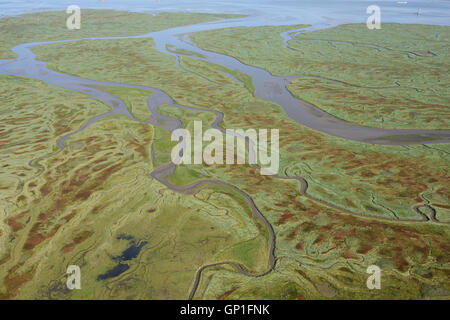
1 0 449 27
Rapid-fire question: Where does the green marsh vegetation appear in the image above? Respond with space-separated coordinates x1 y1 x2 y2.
32 31 449 223
0 75 268 299
191 23 450 129
99 86 152 121
0 10 245 59
1 11 449 299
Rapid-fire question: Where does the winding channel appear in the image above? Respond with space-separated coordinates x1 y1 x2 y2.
1 15 449 299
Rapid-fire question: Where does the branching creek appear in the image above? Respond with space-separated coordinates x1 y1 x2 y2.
1 15 448 299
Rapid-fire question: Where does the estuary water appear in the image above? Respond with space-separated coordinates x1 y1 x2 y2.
1 0 450 26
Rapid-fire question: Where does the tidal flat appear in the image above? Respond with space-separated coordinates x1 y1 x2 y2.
191 23 450 130
0 10 244 59
0 75 269 299
0 10 449 300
